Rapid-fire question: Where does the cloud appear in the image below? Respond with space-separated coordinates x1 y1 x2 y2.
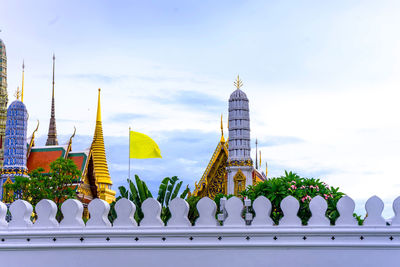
61 74 118 84
106 113 152 123
259 136 304 147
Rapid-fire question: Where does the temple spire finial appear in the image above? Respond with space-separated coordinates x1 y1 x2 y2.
220 113 225 142
21 60 24 102
255 138 258 169
45 54 58 146
15 87 21 100
52 54 55 98
97 88 102 122
234 75 243 90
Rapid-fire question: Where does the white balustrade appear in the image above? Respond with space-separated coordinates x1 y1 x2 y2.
167 198 191 227
363 196 386 226
336 196 358 226
33 199 59 228
113 198 137 227
279 196 301 226
140 198 163 227
8 199 33 228
87 198 111 228
0 194 399 229
223 196 245 226
308 195 330 226
251 196 273 226
60 199 85 228
195 197 218 227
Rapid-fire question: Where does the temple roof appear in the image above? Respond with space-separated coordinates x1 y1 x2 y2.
27 145 67 173
193 139 228 197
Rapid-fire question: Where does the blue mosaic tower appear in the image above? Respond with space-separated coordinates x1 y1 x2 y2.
0 98 28 201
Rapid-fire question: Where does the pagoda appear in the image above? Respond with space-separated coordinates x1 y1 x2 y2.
192 76 266 199
0 88 28 201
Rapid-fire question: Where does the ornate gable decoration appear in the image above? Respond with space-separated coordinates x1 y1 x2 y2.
193 141 228 199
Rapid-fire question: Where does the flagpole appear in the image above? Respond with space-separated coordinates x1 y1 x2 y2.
129 126 131 180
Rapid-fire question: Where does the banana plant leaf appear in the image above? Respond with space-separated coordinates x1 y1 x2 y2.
142 181 153 198
165 176 178 205
170 181 183 200
157 177 169 205
135 175 147 203
180 185 190 199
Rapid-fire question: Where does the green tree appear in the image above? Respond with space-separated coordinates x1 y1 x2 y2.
4 157 81 220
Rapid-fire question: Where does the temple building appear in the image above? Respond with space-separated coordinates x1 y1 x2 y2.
0 54 115 204
0 39 8 166
0 89 28 201
26 82 116 203
192 76 266 199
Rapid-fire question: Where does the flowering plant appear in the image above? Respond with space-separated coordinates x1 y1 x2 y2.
240 171 345 225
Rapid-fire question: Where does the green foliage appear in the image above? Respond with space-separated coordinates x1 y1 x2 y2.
108 175 190 224
4 157 81 221
186 195 200 225
240 171 345 225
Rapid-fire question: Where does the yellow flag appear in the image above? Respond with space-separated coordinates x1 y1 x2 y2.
129 131 162 159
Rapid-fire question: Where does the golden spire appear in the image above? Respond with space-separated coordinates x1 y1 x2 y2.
96 88 101 122
15 87 21 100
265 161 268 178
234 75 243 89
220 113 225 142
21 60 25 102
255 138 258 169
92 88 115 203
259 150 261 169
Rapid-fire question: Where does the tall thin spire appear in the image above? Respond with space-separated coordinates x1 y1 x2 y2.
92 88 115 203
220 113 225 142
255 139 258 169
46 54 58 146
21 61 24 102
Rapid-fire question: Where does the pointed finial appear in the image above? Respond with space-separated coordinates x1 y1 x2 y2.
234 75 243 89
97 88 102 122
265 161 268 178
21 60 25 102
255 138 258 169
15 87 21 100
259 150 261 169
52 54 55 98
220 114 225 142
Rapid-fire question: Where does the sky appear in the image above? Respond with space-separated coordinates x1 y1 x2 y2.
1 0 400 217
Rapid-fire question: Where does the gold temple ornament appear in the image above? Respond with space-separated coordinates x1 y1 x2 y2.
234 75 243 89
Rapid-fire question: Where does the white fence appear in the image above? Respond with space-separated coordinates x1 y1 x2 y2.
1 195 400 267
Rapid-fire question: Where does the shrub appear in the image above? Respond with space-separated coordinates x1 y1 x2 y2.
240 171 345 225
